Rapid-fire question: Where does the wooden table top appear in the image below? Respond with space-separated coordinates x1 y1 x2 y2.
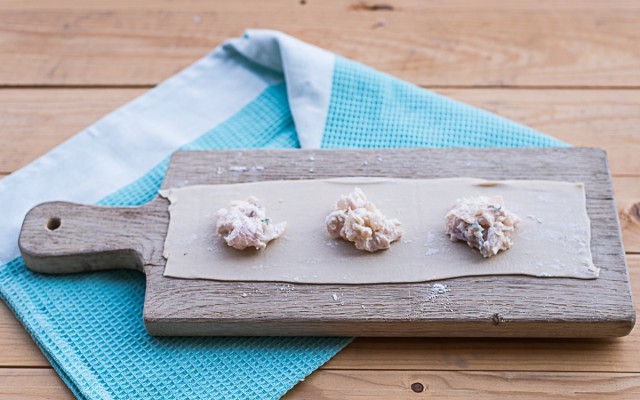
1 1 639 398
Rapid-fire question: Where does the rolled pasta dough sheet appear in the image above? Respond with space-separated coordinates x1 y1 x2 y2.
160 178 599 284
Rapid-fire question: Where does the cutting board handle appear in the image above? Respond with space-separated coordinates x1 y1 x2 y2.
18 201 152 274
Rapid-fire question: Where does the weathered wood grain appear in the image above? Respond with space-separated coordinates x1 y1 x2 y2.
614 177 640 254
327 259 640 371
18 148 632 337
1 89 639 175
1 0 639 397
0 368 73 400
3 367 640 400
2 256 639 371
284 370 640 399
0 1 639 86
331 335 640 372
0 89 143 174
0 301 47 367
19 201 167 274
147 148 632 337
439 89 640 177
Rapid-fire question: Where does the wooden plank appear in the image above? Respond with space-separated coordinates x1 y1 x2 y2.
439 89 640 177
19 200 165 275
2 208 639 367
7 148 637 338
329 335 640 372
0 88 639 175
139 148 631 337
0 301 47 366
0 89 144 173
1 174 638 364
324 254 639 371
0 369 73 400
0 215 47 367
0 1 639 86
0 0 637 397
3 367 640 400
614 177 640 254
2 258 639 371
14 148 633 337
284 370 640 399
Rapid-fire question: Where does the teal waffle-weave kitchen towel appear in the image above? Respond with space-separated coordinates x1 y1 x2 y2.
0 30 565 399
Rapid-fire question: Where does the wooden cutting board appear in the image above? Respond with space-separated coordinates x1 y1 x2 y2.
17 148 635 338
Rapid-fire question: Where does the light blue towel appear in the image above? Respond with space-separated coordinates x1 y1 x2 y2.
0 30 565 399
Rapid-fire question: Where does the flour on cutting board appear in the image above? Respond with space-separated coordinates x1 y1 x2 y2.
159 177 598 284
427 283 450 301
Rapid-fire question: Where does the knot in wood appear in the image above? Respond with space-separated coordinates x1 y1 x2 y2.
410 382 424 393
629 202 640 224
351 2 395 11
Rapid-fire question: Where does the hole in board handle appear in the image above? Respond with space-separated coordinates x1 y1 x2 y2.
47 217 61 231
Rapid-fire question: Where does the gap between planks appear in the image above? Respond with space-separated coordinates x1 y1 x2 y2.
2 255 639 371
2 368 640 400
0 0 639 87
282 370 640 399
0 88 639 176
7 84 640 90
324 255 640 371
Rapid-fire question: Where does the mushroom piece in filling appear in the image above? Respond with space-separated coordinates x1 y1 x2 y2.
445 195 520 257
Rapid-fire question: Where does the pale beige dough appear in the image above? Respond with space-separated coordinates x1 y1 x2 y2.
159 177 599 284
